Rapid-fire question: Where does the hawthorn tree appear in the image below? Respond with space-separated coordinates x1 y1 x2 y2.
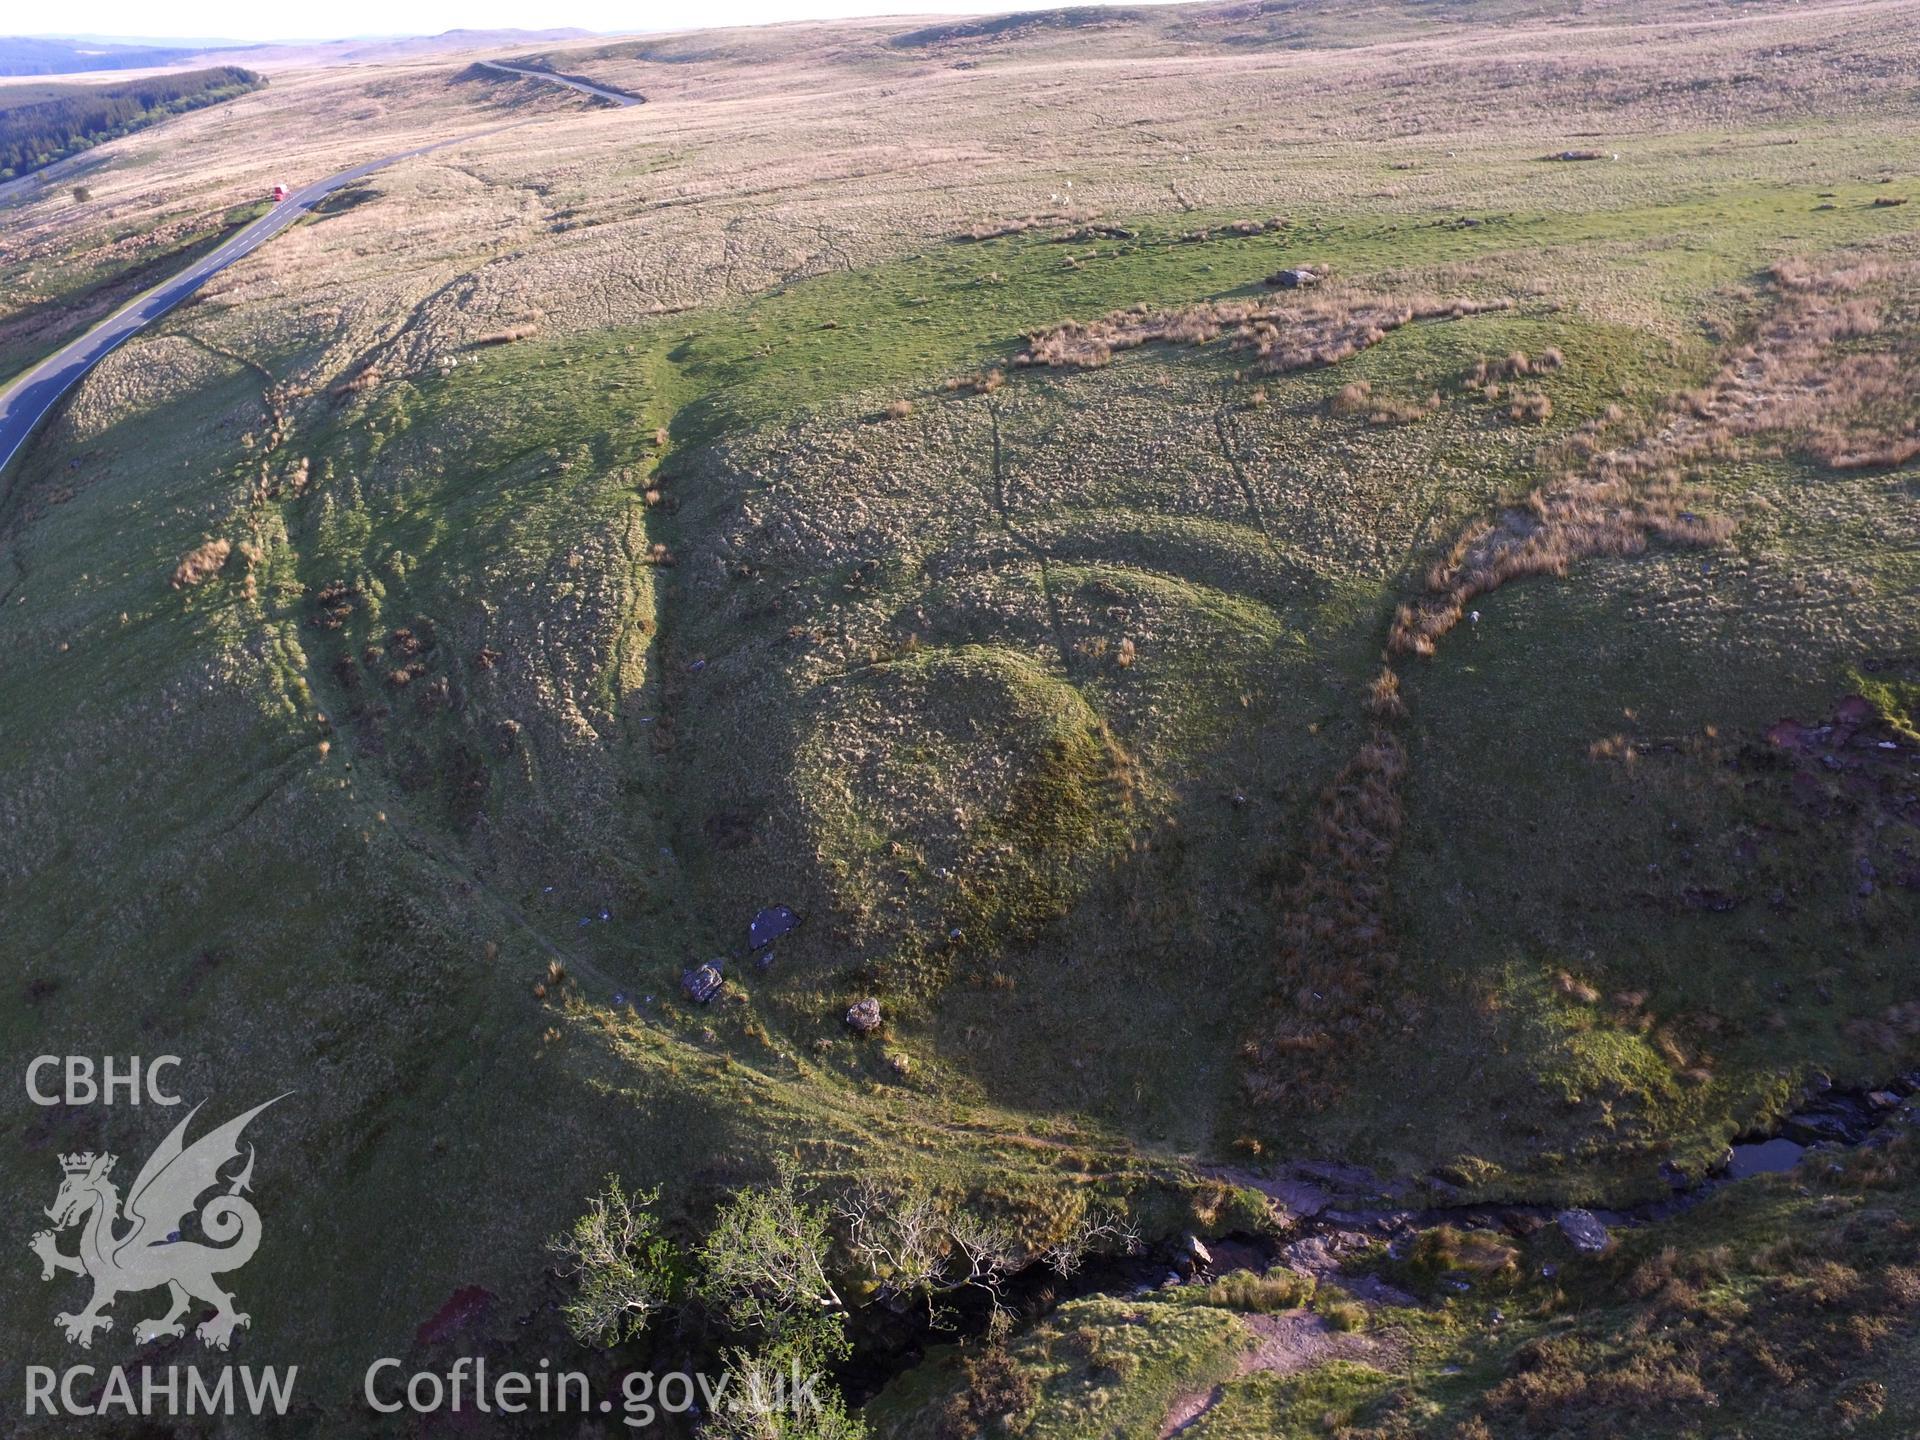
549 1176 682 1347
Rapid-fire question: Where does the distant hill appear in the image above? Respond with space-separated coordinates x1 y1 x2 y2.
357 27 597 54
888 6 1155 49
0 36 236 75
0 29 597 77
200 28 599 67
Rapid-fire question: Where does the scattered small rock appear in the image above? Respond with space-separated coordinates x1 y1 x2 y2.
682 961 724 1004
846 997 882 1033
1556 1208 1611 1254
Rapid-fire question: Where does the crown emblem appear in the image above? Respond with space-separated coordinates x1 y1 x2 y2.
58 1153 96 1175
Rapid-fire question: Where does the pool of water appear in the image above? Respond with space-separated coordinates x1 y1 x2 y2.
1726 1137 1806 1179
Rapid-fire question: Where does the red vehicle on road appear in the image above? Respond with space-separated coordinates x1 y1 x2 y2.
271 183 290 202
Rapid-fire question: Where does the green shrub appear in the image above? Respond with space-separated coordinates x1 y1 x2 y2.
1179 1266 1317 1313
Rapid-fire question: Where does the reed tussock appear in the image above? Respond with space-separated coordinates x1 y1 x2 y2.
1243 726 1408 1112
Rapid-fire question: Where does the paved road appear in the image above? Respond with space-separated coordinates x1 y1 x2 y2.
478 60 643 107
0 133 488 478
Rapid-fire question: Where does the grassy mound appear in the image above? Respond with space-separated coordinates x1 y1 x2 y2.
794 643 1138 997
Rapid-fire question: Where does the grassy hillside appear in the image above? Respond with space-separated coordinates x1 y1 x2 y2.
0 0 1916 1433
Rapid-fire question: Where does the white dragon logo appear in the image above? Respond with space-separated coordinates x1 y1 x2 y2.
28 1097 283 1350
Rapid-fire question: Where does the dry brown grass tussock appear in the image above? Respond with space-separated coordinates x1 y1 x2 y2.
1013 290 1514 374
1364 667 1407 722
1179 216 1288 243
1329 380 1373 416
328 366 381 400
1508 390 1554 424
1737 255 1920 469
1556 970 1602 1005
943 367 1006 396
1387 465 1730 658
1332 379 1439 424
955 209 1097 242
170 538 231 589
472 323 539 347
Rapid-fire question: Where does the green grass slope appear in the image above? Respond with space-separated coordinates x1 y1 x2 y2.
0 8 1916 1428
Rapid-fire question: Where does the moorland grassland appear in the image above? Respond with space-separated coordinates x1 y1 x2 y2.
1 0 1918 1434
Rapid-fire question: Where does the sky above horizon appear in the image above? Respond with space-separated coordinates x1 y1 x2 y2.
22 0 1082 44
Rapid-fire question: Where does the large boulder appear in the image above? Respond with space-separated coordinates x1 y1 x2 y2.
749 904 801 950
